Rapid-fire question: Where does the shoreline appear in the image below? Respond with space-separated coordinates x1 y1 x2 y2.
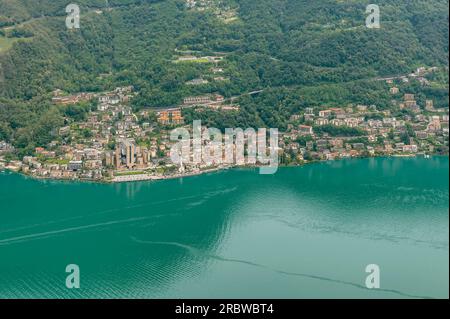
1 153 447 184
110 166 229 183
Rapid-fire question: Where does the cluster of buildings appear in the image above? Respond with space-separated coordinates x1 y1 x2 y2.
105 138 151 170
19 143 106 180
382 66 439 86
1 66 448 182
175 55 224 63
176 50 229 91
98 86 134 108
0 141 14 170
52 86 134 107
185 0 238 23
14 86 165 180
399 94 421 113
170 49 237 114
156 108 185 126
183 94 224 106
185 75 228 86
280 95 448 163
51 90 95 105
0 141 13 154
183 94 239 111
155 93 238 126
186 78 209 86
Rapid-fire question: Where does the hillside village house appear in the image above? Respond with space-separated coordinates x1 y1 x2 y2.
157 108 185 125
319 110 333 118
0 141 14 155
299 125 313 135
186 78 209 85
390 87 399 94
315 118 329 126
183 94 224 106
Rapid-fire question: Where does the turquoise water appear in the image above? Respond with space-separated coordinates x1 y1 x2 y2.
0 157 448 299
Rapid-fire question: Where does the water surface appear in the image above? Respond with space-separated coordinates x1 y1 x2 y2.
0 157 448 298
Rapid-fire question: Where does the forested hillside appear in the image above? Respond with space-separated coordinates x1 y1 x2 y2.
0 0 448 154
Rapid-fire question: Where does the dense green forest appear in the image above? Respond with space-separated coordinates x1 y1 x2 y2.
0 0 448 155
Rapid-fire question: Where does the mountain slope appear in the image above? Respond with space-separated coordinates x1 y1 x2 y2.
0 0 448 99
0 0 448 153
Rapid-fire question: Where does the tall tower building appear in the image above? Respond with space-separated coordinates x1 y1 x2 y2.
125 140 136 169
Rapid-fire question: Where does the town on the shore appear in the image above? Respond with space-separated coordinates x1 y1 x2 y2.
0 66 448 182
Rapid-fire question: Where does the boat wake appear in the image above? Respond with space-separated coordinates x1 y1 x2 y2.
0 217 152 246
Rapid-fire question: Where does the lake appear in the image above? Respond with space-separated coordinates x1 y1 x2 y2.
0 157 448 298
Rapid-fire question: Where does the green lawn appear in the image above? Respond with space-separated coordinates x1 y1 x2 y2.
0 34 33 53
0 35 27 53
0 36 19 53
114 171 146 176
173 58 210 64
